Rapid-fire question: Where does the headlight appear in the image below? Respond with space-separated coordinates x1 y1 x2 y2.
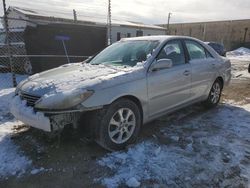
35 89 94 110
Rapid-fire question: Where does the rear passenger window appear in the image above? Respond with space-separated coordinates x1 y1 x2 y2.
157 40 185 66
185 40 207 60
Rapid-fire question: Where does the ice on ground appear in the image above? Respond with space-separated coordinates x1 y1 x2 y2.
0 88 32 179
98 103 250 187
126 177 141 187
30 167 45 175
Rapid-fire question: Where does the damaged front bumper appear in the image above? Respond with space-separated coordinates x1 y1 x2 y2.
10 96 98 132
10 96 52 132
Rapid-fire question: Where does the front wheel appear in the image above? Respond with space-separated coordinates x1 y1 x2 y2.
95 99 141 151
204 79 222 108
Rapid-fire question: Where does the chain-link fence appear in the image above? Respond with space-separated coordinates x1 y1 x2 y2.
0 18 29 88
0 15 91 89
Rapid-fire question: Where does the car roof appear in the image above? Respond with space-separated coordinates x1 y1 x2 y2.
121 35 221 59
121 35 203 43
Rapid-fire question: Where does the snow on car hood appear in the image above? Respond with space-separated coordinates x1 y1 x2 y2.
19 63 145 96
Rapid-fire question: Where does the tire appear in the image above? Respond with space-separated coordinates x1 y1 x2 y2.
204 79 223 108
94 99 141 151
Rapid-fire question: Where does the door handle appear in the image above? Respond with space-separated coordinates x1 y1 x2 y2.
183 70 190 76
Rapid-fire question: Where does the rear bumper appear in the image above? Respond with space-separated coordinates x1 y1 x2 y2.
10 96 51 132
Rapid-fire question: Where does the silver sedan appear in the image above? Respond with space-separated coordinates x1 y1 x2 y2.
11 36 231 150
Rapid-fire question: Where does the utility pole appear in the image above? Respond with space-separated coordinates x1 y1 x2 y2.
243 27 248 43
2 0 17 87
203 23 206 41
73 9 77 22
107 0 112 45
167 12 172 35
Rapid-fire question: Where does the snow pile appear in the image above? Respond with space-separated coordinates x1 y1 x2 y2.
226 47 250 79
0 88 32 178
227 47 250 56
227 47 250 61
230 59 250 79
98 104 250 187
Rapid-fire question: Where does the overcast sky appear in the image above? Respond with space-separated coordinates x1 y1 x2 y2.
1 0 250 24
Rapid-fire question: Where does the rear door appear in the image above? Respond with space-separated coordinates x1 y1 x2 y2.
147 40 192 117
184 40 217 99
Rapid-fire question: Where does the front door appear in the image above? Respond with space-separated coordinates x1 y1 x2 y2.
147 40 192 118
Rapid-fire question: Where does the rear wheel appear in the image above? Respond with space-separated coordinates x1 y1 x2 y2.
204 79 222 108
95 99 141 151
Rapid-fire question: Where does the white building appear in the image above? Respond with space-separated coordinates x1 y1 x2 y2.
6 6 166 44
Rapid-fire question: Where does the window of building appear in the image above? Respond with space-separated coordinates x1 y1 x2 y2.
136 30 143 37
117 32 121 41
127 33 131 37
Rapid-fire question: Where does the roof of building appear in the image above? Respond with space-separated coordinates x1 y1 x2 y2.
121 35 200 42
8 6 165 30
159 18 250 26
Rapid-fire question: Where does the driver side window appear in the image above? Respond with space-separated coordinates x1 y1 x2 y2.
157 40 185 66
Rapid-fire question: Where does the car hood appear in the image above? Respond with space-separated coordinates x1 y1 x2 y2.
19 63 145 96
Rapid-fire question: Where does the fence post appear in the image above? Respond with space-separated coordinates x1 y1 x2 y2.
2 0 17 87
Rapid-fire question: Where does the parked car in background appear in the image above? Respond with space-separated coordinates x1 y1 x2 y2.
11 36 231 151
205 42 226 56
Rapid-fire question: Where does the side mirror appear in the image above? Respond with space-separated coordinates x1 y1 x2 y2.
151 59 173 71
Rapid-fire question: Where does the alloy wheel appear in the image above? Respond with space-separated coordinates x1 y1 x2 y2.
210 82 221 104
108 108 136 144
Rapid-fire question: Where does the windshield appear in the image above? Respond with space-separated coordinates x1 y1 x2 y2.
89 40 159 67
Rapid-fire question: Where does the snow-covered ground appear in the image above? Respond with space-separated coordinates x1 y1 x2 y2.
98 102 250 187
0 52 249 187
227 47 250 80
0 73 28 89
0 88 32 179
0 74 48 179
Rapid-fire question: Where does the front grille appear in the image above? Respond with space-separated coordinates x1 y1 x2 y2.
19 92 41 107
